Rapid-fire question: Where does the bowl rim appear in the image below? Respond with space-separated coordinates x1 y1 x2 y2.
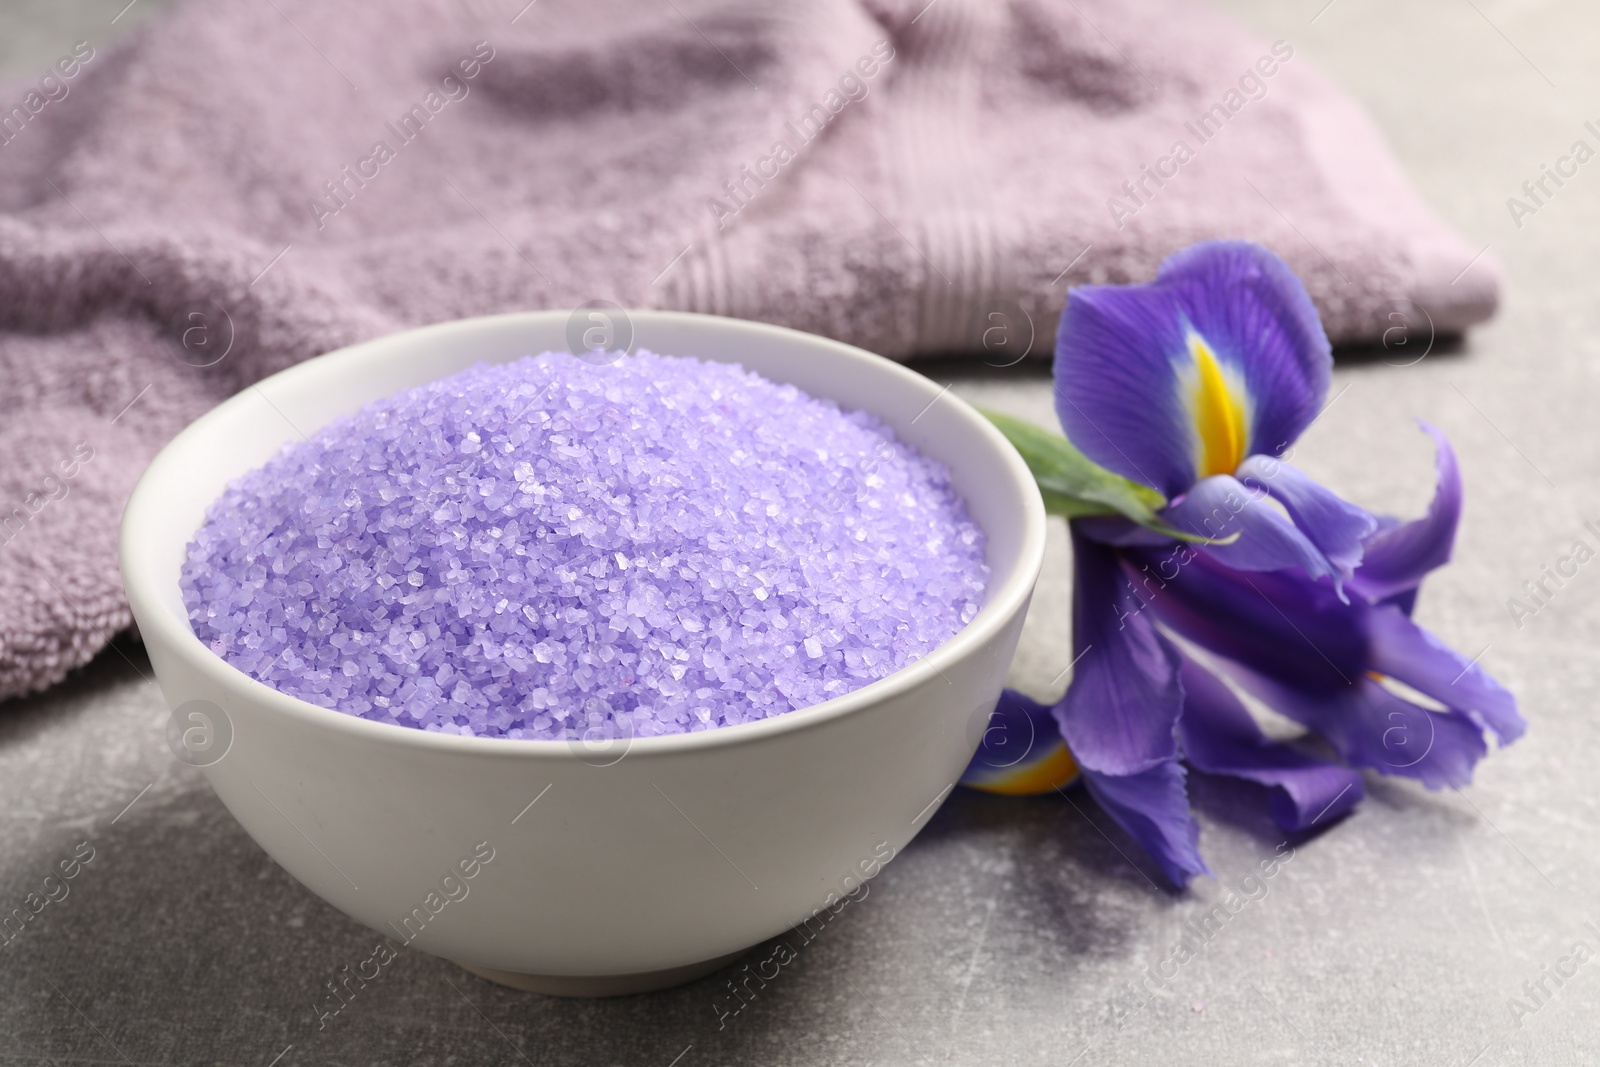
121 310 1047 760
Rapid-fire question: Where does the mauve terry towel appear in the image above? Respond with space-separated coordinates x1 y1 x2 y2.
0 0 1497 701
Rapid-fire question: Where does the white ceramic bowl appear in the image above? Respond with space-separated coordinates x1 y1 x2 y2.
121 311 1045 995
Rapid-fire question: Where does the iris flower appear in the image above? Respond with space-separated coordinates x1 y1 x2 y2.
960 241 1522 886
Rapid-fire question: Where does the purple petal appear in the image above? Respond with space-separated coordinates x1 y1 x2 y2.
1128 548 1520 789
1158 241 1331 459
960 689 1081 795
1126 546 1369 695
1366 608 1524 745
1053 242 1331 498
1236 455 1377 581
1347 423 1461 606
1380 582 1420 618
1053 526 1184 776
1079 762 1209 887
1177 656 1363 832
1230 671 1490 790
1053 280 1197 496
1163 475 1341 584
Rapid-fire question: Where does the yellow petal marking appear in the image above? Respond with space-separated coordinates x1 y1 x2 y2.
1190 334 1248 479
965 741 1081 796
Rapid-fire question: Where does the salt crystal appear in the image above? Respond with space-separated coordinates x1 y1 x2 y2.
180 351 987 739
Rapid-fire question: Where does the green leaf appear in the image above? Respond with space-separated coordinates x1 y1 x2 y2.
1037 486 1123 520
981 408 1164 518
980 408 1233 544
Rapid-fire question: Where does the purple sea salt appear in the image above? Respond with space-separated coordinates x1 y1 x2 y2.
181 351 988 740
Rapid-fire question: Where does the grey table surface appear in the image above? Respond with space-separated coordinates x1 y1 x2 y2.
4 1 1599 1064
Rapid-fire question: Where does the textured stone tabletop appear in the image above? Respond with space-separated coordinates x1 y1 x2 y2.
3 1 1598 1064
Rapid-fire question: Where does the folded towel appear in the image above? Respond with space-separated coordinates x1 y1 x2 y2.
0 0 1498 701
